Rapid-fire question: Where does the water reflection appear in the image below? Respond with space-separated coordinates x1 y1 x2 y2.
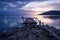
0 14 60 29
32 15 60 29
25 14 60 29
33 15 53 24
43 15 60 19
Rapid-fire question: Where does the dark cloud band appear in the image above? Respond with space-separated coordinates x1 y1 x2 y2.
0 0 47 2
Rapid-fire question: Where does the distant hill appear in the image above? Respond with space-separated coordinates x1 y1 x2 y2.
39 10 60 15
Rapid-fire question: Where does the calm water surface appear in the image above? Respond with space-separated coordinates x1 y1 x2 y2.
0 15 60 29
25 15 60 29
33 15 60 29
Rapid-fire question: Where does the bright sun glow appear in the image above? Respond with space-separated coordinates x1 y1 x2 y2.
20 2 55 14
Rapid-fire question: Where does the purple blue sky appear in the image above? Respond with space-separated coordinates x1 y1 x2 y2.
0 0 60 15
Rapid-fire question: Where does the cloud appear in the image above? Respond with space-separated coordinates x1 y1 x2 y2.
0 0 48 11
45 0 60 10
3 6 8 10
0 0 47 2
0 2 18 10
0 0 60 11
20 0 60 13
48 4 60 10
0 1 27 10
17 1 24 4
7 3 17 7
18 0 47 2
20 2 54 12
17 1 27 4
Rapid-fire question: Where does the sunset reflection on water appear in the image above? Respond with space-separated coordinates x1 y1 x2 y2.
29 11 54 25
33 15 53 24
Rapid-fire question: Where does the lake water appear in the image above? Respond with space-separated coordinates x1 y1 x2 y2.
24 15 60 29
0 15 60 30
33 15 60 29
